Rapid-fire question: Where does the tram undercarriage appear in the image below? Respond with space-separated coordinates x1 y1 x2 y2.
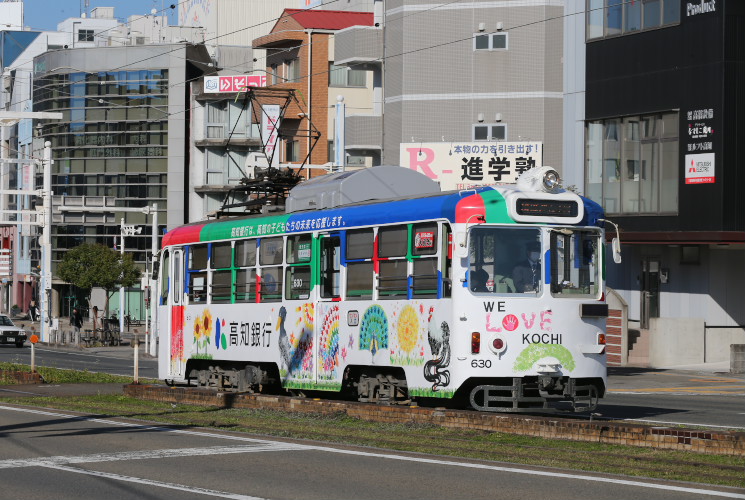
468 376 604 413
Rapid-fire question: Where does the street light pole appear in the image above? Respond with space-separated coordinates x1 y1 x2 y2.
40 141 52 342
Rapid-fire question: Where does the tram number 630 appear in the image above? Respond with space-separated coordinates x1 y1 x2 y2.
471 359 492 369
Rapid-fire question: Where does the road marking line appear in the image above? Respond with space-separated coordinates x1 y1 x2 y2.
609 386 745 392
39 464 267 500
0 388 41 395
2 405 743 499
621 419 745 430
0 444 306 470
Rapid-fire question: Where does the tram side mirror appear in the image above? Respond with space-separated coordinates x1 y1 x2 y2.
455 232 469 258
612 237 622 264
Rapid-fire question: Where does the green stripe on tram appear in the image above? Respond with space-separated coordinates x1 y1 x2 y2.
479 190 515 224
199 214 292 242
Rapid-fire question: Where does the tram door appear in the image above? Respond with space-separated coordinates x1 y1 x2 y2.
315 233 341 384
319 234 342 300
640 258 660 329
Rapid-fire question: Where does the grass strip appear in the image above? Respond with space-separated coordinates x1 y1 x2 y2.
0 362 155 385
0 393 741 488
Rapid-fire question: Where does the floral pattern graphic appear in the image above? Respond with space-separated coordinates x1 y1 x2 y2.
318 305 341 377
170 306 185 373
513 344 576 372
283 303 314 379
359 305 388 357
397 305 419 353
191 309 214 356
389 304 428 366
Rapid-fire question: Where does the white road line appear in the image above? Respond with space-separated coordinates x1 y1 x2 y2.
0 444 305 470
0 388 41 395
39 464 267 500
33 348 134 361
2 405 743 499
622 418 745 430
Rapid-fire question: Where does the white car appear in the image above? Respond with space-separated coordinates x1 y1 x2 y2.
0 314 27 348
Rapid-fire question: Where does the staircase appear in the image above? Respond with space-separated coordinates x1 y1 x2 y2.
626 328 650 367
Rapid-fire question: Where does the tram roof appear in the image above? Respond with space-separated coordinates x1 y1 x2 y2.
162 185 604 248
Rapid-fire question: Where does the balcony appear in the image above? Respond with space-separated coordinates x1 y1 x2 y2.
346 115 382 150
334 26 383 66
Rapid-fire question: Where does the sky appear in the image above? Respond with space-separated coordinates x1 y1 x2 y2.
22 0 178 32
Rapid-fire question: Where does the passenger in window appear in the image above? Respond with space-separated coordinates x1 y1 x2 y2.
470 268 490 293
513 242 541 292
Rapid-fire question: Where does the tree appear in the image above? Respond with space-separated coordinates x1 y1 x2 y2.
57 243 142 319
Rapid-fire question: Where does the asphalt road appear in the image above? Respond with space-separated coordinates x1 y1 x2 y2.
1 345 743 430
1 405 742 500
0 343 158 379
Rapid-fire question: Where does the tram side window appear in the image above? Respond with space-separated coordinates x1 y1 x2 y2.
188 244 208 302
259 237 283 302
346 229 374 300
159 251 170 305
411 223 438 298
210 242 232 304
235 240 257 303
378 226 408 299
286 234 311 300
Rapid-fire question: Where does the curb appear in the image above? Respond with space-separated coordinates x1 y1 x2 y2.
123 384 745 457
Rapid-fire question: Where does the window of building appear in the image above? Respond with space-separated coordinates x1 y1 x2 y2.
587 0 680 40
205 101 252 139
329 63 366 87
585 111 678 215
473 32 508 51
285 140 299 162
270 63 280 85
285 58 300 83
206 101 226 138
205 148 247 185
78 29 95 42
473 124 507 141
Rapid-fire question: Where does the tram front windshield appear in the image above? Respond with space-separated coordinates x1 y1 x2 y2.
468 226 602 298
468 227 542 295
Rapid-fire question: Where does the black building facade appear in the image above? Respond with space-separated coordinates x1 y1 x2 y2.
583 0 744 367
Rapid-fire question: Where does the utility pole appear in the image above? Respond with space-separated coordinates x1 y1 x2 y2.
40 142 52 342
0 111 62 341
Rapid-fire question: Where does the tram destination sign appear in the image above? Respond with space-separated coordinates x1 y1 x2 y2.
399 141 542 191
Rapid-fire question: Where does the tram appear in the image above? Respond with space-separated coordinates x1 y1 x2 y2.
156 166 614 412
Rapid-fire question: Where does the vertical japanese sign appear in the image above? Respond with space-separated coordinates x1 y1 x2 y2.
262 105 281 168
399 142 542 190
684 108 716 184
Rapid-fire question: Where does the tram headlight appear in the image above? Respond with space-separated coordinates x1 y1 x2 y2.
542 169 561 191
516 166 563 193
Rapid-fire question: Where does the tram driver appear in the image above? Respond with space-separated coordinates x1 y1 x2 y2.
513 241 542 293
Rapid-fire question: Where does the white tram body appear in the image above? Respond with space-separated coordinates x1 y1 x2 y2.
156 167 609 412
